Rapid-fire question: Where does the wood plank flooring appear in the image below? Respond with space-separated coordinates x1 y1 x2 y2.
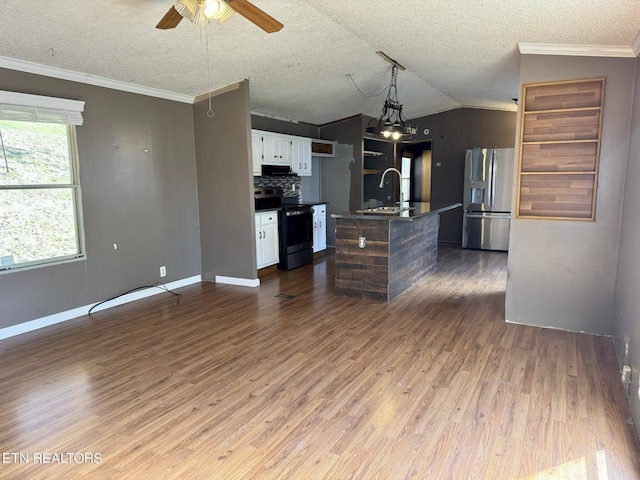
1 245 639 479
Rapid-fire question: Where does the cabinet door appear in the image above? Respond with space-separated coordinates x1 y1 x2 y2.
290 137 303 175
256 211 279 268
316 204 326 251
312 209 319 253
277 135 292 166
312 204 327 253
261 223 280 266
251 132 262 176
261 132 279 164
260 211 279 266
255 214 265 267
301 139 312 176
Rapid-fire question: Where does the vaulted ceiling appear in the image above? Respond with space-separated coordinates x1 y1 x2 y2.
1 1 639 125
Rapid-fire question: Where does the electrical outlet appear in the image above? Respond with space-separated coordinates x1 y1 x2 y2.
358 236 366 248
160 266 166 277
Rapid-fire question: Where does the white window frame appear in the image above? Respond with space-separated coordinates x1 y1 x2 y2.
0 91 86 273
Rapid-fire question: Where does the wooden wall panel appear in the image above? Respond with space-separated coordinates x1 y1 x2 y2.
518 174 595 219
334 215 440 301
524 79 605 111
521 142 598 172
335 219 389 300
388 215 438 300
522 109 600 142
516 77 604 221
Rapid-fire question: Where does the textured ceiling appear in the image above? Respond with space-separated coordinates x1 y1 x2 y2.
0 0 639 125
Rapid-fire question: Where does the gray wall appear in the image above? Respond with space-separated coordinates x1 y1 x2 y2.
0 68 201 328
250 114 318 138
407 108 517 243
195 81 256 281
613 57 640 428
319 116 366 246
506 55 637 334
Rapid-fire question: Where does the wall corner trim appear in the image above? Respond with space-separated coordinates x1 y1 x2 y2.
214 276 260 287
0 56 195 104
518 43 637 58
632 31 640 57
0 275 202 341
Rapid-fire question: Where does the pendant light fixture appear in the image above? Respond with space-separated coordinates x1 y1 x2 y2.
366 53 415 142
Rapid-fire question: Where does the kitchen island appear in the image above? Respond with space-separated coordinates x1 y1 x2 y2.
331 202 461 301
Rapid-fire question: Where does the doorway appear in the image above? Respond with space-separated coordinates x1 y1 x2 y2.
400 141 432 203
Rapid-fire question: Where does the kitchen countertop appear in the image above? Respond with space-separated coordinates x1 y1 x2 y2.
331 202 462 221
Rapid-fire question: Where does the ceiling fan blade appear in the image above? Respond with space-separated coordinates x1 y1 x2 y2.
156 6 184 29
225 0 283 33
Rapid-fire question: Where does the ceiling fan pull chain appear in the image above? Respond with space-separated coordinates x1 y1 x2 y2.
206 26 215 118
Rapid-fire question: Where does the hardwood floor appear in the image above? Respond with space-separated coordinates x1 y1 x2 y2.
1 245 639 479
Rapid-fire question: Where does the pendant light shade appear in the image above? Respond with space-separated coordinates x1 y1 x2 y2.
174 0 235 27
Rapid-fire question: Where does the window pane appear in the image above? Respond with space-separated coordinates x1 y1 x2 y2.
0 120 71 186
0 188 78 266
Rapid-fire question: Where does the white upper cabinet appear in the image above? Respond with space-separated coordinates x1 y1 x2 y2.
276 135 292 166
252 131 263 176
261 132 279 164
252 130 291 169
291 138 312 176
252 129 328 176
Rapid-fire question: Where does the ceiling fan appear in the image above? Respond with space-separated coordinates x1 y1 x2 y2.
156 0 283 33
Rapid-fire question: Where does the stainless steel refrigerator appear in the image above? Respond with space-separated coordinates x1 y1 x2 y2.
462 147 515 251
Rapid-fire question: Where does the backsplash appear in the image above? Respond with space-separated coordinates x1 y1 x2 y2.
254 175 301 199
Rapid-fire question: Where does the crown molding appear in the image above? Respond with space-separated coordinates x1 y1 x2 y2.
0 56 195 104
518 43 636 58
193 81 241 104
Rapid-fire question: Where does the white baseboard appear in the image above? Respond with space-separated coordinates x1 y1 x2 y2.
214 275 260 287
0 275 202 341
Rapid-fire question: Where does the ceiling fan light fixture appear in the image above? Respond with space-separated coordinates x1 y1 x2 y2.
174 0 235 26
204 0 235 22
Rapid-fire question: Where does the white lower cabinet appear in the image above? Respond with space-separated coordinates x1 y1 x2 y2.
255 211 279 268
312 204 327 253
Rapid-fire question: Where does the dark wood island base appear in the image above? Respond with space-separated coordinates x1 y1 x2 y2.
332 203 461 301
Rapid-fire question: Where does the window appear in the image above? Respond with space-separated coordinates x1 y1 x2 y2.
0 91 85 272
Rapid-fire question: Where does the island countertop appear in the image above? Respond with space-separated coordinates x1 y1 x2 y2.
331 202 462 221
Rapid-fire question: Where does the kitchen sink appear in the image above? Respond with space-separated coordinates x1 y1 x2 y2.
356 206 414 215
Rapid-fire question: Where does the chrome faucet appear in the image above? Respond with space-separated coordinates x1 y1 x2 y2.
379 167 408 203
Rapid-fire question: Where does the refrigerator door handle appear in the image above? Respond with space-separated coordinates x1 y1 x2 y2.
489 151 497 208
465 212 511 219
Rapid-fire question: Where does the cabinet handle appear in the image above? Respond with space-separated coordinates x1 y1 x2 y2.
259 231 262 239
263 230 266 238
319 221 322 227
314 221 317 228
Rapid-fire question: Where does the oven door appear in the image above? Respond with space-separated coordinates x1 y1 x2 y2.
282 208 313 253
